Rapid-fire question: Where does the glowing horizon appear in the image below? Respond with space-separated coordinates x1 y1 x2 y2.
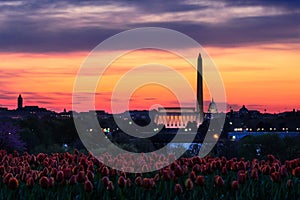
0 1 299 113
0 43 299 114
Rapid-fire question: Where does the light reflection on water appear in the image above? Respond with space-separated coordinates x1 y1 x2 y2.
166 143 202 156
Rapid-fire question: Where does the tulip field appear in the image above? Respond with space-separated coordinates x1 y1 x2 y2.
0 149 299 200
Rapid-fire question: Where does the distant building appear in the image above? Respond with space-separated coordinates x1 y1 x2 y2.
155 107 201 128
239 105 249 118
17 94 23 110
154 53 204 128
208 98 218 114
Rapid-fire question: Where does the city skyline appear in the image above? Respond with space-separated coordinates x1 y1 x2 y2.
2 93 299 115
0 1 299 113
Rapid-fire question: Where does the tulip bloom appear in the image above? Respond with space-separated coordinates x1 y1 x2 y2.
8 177 19 190
117 176 126 188
286 179 293 188
195 175 205 187
185 178 194 190
231 180 239 190
39 176 49 189
84 180 94 193
107 181 114 192
214 175 224 187
174 184 183 195
26 177 34 189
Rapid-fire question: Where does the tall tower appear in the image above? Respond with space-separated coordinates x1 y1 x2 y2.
17 94 23 110
196 53 204 122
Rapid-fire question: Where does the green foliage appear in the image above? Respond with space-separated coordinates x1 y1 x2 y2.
238 134 300 161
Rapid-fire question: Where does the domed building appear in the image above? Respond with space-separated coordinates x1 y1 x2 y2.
239 105 249 118
208 98 218 114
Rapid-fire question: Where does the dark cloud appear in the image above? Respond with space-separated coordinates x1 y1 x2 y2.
0 0 299 52
134 12 300 47
116 0 206 13
0 26 122 52
220 0 300 11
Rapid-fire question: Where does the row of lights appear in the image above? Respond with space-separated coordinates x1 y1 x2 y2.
233 127 300 132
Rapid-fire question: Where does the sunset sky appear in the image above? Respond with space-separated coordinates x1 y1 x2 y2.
0 0 299 113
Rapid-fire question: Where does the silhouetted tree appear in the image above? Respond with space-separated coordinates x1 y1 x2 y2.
0 121 26 152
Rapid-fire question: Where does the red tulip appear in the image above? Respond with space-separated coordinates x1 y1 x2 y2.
84 180 93 193
102 176 109 187
238 171 246 184
231 180 239 190
238 161 246 171
3 173 13 184
189 171 196 181
221 166 228 175
107 181 114 192
8 177 19 190
26 177 34 189
174 165 183 177
77 171 86 183
162 169 171 181
185 178 194 190
56 170 65 183
286 179 293 188
250 169 259 181
37 153 45 163
39 176 49 189
270 172 281 183
118 176 126 188
134 176 142 186
143 178 155 190
101 166 110 177
0 165 5 176
50 168 57 177
126 178 132 187
192 164 201 173
49 177 55 187
292 167 300 177
63 168 72 179
270 166 276 174
214 175 224 187
280 166 288 177
267 154 275 163
174 183 183 195
69 175 77 185
86 170 94 181
195 175 205 186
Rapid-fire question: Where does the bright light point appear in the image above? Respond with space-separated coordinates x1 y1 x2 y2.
213 133 219 139
129 121 132 125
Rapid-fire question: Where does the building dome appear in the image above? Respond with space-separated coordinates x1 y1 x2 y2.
208 98 218 113
239 105 249 114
